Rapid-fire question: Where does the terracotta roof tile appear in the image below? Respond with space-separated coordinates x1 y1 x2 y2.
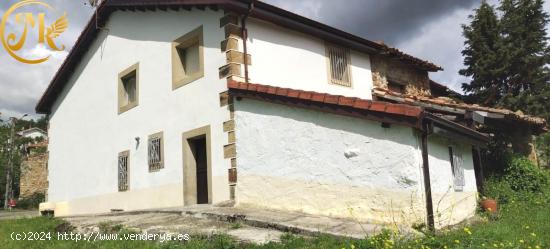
298 91 313 100
373 87 547 129
256 85 269 93
227 81 424 119
287 89 300 98
338 97 356 107
311 93 326 102
324 95 339 105
266 86 277 94
353 99 371 110
369 102 387 112
276 88 288 96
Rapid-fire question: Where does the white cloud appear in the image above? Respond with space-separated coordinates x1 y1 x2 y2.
0 0 92 120
23 43 69 60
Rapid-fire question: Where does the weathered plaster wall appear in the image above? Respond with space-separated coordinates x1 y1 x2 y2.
51 183 183 216
47 9 232 215
370 54 431 96
246 19 374 100
234 99 426 224
19 153 48 199
427 136 478 228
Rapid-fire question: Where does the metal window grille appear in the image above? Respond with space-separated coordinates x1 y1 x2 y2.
118 152 129 192
448 146 465 191
148 136 163 171
327 44 351 87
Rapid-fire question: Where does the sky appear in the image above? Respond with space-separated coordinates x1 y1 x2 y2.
0 0 548 120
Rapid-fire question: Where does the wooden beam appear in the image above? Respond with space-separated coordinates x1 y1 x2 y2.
421 123 435 232
472 146 485 195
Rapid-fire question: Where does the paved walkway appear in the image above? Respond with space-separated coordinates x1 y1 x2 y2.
181 205 403 239
64 210 283 244
0 209 39 220
60 206 410 244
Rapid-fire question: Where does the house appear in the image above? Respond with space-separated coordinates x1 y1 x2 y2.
34 0 545 229
17 127 48 140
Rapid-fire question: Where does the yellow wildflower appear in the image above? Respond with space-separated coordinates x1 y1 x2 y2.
454 239 460 244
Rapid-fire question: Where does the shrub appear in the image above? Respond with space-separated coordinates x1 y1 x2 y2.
503 156 549 193
484 177 515 203
17 192 45 210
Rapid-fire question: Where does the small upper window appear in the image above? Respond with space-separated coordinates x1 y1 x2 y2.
172 26 204 89
148 132 164 172
448 145 465 191
388 80 406 94
118 63 139 114
326 43 352 87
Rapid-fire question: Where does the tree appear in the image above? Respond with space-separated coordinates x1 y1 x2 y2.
461 0 550 116
460 1 504 106
498 0 550 121
0 115 48 206
461 0 550 171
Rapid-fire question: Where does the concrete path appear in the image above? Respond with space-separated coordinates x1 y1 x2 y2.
60 205 408 244
0 209 39 220
64 211 283 244
181 206 401 239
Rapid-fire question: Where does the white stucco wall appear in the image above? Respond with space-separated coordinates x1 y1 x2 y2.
47 9 231 216
427 136 478 228
246 19 374 100
234 98 426 224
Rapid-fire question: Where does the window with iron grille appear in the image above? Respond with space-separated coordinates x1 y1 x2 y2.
118 151 129 192
448 145 465 191
148 132 164 172
326 43 352 87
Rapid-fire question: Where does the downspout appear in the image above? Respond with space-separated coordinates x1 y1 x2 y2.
420 118 435 232
241 0 256 83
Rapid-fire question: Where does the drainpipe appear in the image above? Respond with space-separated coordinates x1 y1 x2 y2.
241 0 256 83
420 119 435 232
